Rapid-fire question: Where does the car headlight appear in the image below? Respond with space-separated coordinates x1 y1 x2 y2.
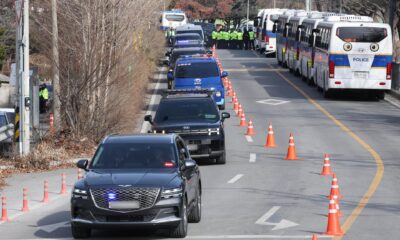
215 91 222 97
72 187 88 199
161 187 182 199
208 128 220 135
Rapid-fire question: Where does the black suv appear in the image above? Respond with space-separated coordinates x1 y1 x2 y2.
71 134 201 238
145 90 230 164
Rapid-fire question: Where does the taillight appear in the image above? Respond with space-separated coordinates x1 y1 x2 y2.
164 161 175 168
387 62 392 80
329 61 335 78
264 35 269 44
296 47 300 60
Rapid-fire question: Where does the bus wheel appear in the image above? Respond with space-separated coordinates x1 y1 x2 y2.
376 91 385 100
322 81 331 98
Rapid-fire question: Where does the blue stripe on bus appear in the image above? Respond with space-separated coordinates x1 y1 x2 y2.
329 54 392 67
261 29 277 38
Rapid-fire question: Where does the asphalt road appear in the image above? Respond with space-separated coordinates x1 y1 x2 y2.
1 49 399 240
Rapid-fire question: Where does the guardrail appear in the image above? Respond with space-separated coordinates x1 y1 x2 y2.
0 124 14 142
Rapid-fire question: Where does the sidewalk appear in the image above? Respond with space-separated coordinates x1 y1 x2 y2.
389 88 400 100
0 167 79 223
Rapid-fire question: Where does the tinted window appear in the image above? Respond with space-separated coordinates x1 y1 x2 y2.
91 143 176 169
165 14 185 22
336 27 387 42
176 31 203 39
175 35 201 41
155 99 219 123
0 115 6 127
171 50 206 64
175 62 219 78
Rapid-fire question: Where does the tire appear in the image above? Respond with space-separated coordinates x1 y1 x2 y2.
188 188 201 223
170 197 188 238
71 225 91 239
376 91 385 100
322 79 331 98
216 151 226 164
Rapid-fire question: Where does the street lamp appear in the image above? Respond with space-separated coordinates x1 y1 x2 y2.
246 0 249 31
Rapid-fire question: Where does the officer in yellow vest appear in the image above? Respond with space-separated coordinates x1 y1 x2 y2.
237 29 244 50
249 29 255 50
217 30 224 49
229 29 238 49
39 83 49 113
212 30 218 48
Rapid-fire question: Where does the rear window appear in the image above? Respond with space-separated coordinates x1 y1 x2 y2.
176 30 203 39
91 143 176 169
155 99 219 123
336 27 387 42
175 62 219 78
175 35 201 41
165 14 185 22
171 50 206 63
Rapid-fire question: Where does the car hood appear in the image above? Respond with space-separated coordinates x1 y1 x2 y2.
84 169 179 188
174 76 222 88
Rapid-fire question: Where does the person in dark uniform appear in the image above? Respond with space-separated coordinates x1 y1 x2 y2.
243 29 250 50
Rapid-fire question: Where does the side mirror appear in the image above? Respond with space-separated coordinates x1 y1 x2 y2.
206 50 212 55
221 71 228 78
167 72 174 81
183 159 197 170
221 112 230 121
77 159 89 171
144 115 153 124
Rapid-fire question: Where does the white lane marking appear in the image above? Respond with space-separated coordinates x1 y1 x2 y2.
187 235 332 239
249 153 257 163
255 206 299 231
227 174 244 184
140 66 166 133
39 221 70 233
245 136 253 142
256 99 290 106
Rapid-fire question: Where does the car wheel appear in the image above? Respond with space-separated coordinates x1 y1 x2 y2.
216 151 226 164
170 197 188 238
188 188 201 223
71 225 91 239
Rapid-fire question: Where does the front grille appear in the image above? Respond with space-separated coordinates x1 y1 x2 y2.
90 187 160 211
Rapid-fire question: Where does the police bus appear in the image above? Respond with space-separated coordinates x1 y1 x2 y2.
286 11 308 73
299 12 345 85
313 15 392 99
161 10 187 31
254 8 286 56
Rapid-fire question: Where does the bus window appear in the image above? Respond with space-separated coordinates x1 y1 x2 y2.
336 27 387 42
165 14 185 22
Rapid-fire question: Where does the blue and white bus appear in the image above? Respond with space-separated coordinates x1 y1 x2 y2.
313 15 393 99
161 10 187 31
286 11 308 73
254 8 286 56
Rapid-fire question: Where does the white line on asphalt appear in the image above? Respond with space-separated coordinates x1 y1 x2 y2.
255 206 281 225
227 174 244 184
245 136 253 142
140 66 166 133
187 235 333 239
249 153 256 163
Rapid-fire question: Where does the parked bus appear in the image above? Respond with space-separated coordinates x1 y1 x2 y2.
313 15 392 99
254 9 286 56
286 11 308 72
161 10 187 31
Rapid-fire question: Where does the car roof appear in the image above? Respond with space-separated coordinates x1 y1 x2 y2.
162 94 212 100
176 24 202 31
172 47 206 53
104 134 176 144
175 33 201 37
176 56 216 64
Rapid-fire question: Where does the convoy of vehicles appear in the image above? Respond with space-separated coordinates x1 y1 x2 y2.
69 9 394 239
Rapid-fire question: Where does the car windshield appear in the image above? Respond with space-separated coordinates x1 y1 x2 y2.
155 99 219 123
176 30 203 39
90 143 176 169
336 27 387 42
175 35 201 41
175 62 219 78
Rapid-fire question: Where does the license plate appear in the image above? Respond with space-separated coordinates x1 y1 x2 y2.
187 144 198 151
354 72 368 79
109 201 140 210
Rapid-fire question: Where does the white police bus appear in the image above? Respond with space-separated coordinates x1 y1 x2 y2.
286 11 308 73
299 12 345 84
161 10 187 31
313 15 392 99
254 8 286 56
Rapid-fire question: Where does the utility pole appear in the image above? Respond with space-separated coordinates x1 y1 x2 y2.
51 0 60 132
16 0 30 155
273 0 276 8
246 0 249 31
339 0 342 13
306 0 310 11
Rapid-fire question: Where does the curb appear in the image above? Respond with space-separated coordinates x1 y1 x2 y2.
389 89 400 100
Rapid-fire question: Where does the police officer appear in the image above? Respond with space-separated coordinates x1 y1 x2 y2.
223 29 230 49
229 29 238 49
39 83 49 113
249 29 255 50
212 29 218 48
243 29 250 50
237 29 244 49
217 29 224 49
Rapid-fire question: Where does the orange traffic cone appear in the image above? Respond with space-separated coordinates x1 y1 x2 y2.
233 101 239 113
21 188 29 212
237 105 243 117
1 196 8 222
324 195 343 236
335 198 343 217
321 154 333 176
239 112 247 127
284 133 298 160
60 173 67 195
42 180 49 203
311 234 318 240
264 123 277 148
328 173 342 199
246 120 255 136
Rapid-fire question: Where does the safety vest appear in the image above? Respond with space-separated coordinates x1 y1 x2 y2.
42 88 49 100
230 31 238 40
223 31 230 40
237 32 243 40
212 31 218 40
217 31 224 40
249 31 255 40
